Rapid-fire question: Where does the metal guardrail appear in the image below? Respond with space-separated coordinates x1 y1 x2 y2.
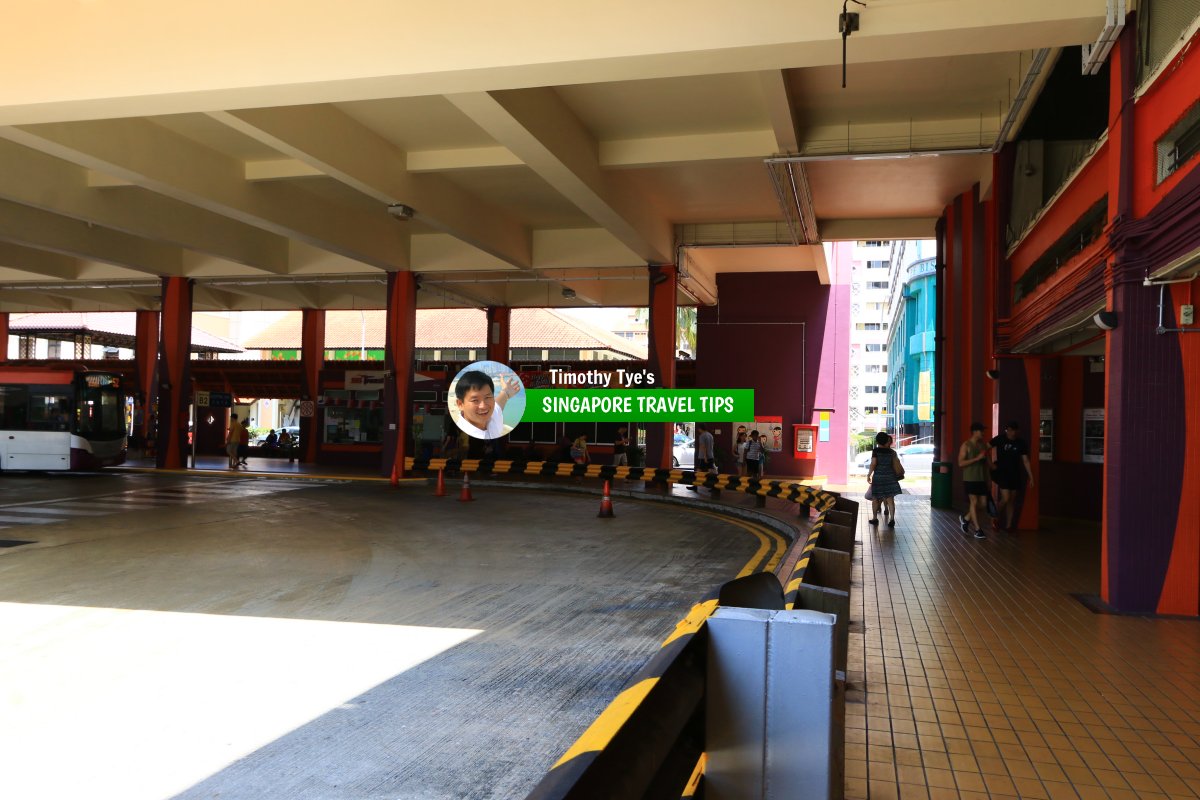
403 456 855 799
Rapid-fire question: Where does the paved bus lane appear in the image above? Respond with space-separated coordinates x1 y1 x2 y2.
0 476 770 800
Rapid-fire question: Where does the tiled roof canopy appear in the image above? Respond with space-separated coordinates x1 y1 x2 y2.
244 308 647 359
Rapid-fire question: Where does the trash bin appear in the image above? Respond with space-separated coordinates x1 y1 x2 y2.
931 461 953 509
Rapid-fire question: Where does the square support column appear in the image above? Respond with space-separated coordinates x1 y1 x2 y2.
134 310 159 446
300 308 325 464
155 277 193 470
0 312 8 363
486 306 510 363
645 264 677 470
384 272 418 478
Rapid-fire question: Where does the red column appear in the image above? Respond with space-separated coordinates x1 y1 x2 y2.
384 272 418 478
1016 357 1042 530
486 306 511 363
646 264 677 469
0 312 8 363
155 277 192 469
134 310 159 445
300 308 325 464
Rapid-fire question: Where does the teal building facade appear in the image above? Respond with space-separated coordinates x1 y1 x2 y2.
886 256 936 441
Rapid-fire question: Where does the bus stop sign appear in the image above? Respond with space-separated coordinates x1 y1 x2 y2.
206 391 233 408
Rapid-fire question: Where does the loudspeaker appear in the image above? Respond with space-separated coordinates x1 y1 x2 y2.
1093 310 1118 330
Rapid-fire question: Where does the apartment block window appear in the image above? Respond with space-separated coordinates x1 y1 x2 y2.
864 406 883 414
866 260 889 269
865 344 888 352
867 281 889 290
864 364 888 373
864 386 885 394
860 240 888 247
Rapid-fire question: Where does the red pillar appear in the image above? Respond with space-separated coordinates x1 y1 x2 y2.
155 278 192 469
646 264 677 469
0 312 8 363
300 308 325 464
1017 357 1042 530
384 272 418 478
486 306 511 363
134 310 159 445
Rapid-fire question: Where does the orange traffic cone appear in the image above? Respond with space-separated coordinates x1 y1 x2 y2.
459 472 474 502
597 480 615 518
390 462 399 487
434 468 447 497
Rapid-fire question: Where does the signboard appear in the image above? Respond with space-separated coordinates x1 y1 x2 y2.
917 370 932 422
195 390 210 407
796 427 815 453
1083 408 1104 463
818 411 831 442
345 370 388 390
1039 408 1054 461
208 392 232 408
299 400 316 418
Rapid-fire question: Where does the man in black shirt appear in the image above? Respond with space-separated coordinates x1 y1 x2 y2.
990 421 1035 531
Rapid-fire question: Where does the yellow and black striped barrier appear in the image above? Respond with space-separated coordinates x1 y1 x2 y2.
404 456 836 512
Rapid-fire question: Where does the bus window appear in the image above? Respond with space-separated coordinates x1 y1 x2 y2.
28 390 73 431
0 386 29 429
78 384 124 437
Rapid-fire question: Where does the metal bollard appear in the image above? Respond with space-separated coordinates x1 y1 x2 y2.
706 607 840 800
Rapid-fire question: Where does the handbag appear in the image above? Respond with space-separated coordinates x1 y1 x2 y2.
864 484 874 501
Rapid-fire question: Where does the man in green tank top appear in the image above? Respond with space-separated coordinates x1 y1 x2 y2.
957 422 990 539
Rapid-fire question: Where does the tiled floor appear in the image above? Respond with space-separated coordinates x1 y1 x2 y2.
844 495 1200 799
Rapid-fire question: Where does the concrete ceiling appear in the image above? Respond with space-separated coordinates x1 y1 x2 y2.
0 0 1111 313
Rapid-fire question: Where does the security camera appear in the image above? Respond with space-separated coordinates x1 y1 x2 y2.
561 287 577 299
1093 310 1118 330
387 203 415 221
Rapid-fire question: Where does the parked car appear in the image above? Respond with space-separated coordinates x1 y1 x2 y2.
255 425 301 446
854 449 874 470
897 443 936 473
672 438 695 468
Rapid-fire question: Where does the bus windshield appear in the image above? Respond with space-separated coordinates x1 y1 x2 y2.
77 382 125 440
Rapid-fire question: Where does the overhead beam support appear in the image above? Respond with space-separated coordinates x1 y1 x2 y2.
0 199 182 275
0 119 409 271
0 242 80 280
0 139 291 273
448 88 672 263
208 105 532 269
0 1 1108 124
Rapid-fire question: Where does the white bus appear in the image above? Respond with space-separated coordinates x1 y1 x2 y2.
0 367 127 471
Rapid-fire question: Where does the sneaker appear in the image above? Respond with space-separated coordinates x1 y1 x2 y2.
869 518 879 526
973 528 987 539
959 514 969 532
887 519 896 528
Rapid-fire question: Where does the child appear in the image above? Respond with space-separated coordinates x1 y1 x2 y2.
867 432 904 527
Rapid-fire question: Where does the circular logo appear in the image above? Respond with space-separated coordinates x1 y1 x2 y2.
448 361 526 440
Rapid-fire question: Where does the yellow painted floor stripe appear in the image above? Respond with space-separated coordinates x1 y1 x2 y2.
551 677 659 769
682 753 706 797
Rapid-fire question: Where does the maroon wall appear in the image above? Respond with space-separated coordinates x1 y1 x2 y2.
696 271 843 479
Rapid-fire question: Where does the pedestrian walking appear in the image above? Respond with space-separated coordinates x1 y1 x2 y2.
688 422 715 491
226 415 241 469
867 432 904 527
990 420 1034 531
958 422 990 538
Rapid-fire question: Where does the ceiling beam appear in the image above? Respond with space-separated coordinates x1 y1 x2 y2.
0 139 291 274
0 1 1108 123
818 217 938 241
0 119 409 271
406 146 523 173
0 291 73 312
208 105 533 270
599 130 777 168
759 71 801 155
448 88 672 263
0 242 81 280
0 200 183 275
